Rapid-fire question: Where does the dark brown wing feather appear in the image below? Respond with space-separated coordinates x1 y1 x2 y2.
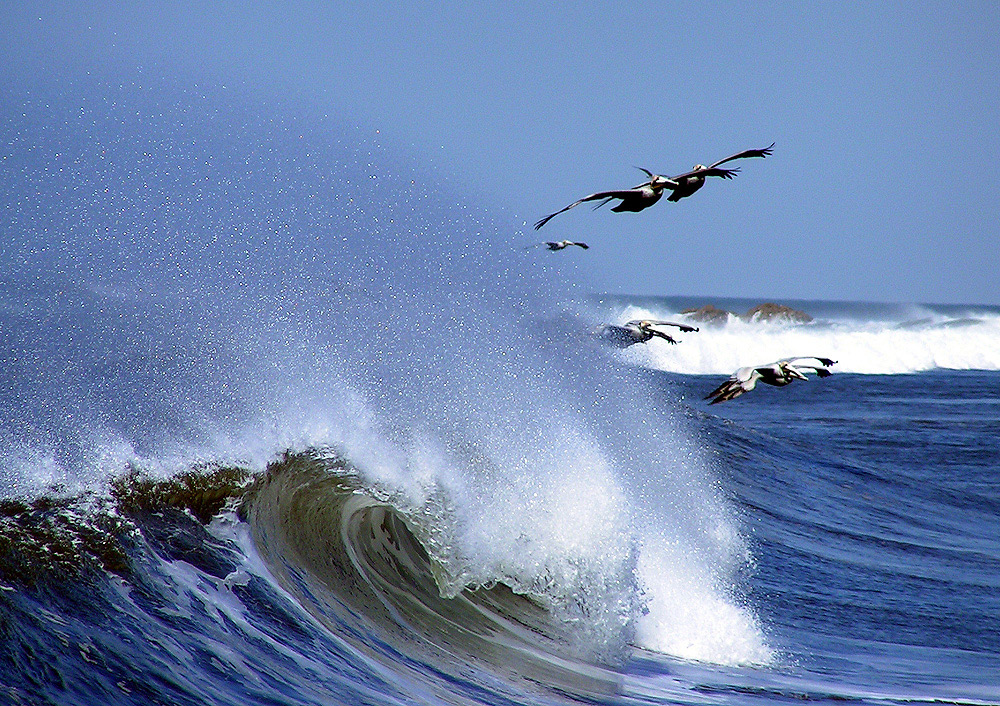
666 165 740 182
648 329 678 345
707 142 775 169
534 189 644 229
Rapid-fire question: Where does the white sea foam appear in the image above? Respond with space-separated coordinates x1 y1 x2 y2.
606 303 1000 375
339 373 768 665
636 541 773 665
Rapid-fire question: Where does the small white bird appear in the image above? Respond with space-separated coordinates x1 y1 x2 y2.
526 239 590 251
597 319 699 348
705 356 837 404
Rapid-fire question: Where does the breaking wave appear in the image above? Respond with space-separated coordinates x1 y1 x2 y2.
594 297 1000 375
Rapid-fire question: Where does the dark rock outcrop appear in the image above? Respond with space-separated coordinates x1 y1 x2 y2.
679 304 734 326
678 302 813 326
741 302 812 323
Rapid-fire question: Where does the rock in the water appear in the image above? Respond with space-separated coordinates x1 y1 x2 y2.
741 302 812 323
679 304 735 326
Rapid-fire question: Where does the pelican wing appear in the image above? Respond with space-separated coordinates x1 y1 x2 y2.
780 356 837 368
591 178 668 210
778 357 837 376
705 367 759 403
647 329 679 345
625 319 699 333
667 165 741 182
534 189 642 230
707 142 775 169
789 357 837 378
755 357 836 386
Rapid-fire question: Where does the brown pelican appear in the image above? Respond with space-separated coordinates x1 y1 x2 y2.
597 319 699 348
705 356 836 404
664 142 774 202
534 143 774 229
534 173 680 230
526 239 590 251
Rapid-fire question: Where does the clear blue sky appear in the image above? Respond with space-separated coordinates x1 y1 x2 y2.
3 2 999 305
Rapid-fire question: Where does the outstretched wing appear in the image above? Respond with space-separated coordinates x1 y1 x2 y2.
666 165 741 182
534 189 640 230
705 367 757 403
647 329 678 345
708 142 775 169
652 144 772 185
625 319 699 333
779 356 837 370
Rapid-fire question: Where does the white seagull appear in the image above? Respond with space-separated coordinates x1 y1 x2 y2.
705 357 837 404
597 319 699 348
534 143 774 229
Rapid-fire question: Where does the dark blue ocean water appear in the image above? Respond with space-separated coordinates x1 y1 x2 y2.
2 81 999 705
673 370 1000 703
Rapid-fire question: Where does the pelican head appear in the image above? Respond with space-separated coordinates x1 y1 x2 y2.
649 174 678 191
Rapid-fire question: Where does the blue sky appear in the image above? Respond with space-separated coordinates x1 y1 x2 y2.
3 2 999 305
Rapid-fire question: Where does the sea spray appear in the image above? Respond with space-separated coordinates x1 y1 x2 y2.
1 79 771 665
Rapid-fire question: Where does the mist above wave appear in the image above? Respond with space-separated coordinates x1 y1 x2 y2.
0 78 772 666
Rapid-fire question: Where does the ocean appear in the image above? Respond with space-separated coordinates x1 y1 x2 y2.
2 83 998 705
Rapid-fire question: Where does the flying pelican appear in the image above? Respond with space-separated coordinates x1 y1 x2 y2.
534 143 774 229
526 239 590 251
597 319 699 348
705 356 837 404
663 142 774 202
534 172 681 230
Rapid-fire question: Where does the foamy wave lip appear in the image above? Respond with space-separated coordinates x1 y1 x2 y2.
635 542 774 666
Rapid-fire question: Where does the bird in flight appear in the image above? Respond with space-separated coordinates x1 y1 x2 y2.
596 319 699 348
526 239 590 251
705 356 836 404
534 143 774 229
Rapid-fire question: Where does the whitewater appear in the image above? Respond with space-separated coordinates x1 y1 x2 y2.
1 81 998 705
587 295 1000 376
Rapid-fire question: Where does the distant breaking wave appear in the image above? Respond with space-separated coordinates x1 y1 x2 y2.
591 297 1000 375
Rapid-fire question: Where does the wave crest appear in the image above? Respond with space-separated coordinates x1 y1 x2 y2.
240 449 625 698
